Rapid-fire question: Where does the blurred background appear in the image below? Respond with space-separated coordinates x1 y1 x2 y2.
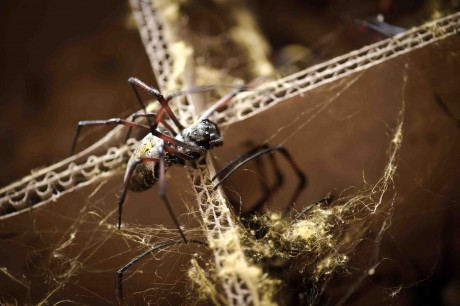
0 0 152 187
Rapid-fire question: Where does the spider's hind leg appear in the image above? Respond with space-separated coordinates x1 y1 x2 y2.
156 144 188 243
213 144 307 216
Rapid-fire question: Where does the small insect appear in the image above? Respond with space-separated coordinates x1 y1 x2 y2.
71 77 306 304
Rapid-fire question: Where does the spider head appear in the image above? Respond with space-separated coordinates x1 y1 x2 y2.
184 119 223 150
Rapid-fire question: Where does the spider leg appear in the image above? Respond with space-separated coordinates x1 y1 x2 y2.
125 82 238 140
115 239 207 305
128 77 185 131
126 85 206 153
212 144 282 213
214 145 307 214
116 146 209 304
133 113 177 135
125 112 177 142
212 144 270 181
129 78 242 130
198 85 248 121
245 149 285 215
71 118 149 155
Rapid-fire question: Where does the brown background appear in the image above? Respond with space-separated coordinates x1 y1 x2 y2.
1 1 459 305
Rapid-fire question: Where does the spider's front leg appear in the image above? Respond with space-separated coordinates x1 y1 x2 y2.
70 118 150 155
128 77 239 131
128 77 185 131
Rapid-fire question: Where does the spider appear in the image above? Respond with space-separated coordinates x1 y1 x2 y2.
71 77 306 305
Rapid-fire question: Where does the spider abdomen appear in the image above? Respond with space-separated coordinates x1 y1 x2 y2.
128 162 159 191
126 133 162 191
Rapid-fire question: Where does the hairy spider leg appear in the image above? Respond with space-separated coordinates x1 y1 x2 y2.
213 145 307 214
70 119 150 155
115 239 207 306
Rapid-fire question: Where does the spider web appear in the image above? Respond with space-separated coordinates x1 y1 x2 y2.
0 4 459 306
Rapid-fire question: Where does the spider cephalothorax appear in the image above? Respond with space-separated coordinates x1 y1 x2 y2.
180 119 223 150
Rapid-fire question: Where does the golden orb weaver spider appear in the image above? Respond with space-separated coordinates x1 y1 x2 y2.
71 77 307 304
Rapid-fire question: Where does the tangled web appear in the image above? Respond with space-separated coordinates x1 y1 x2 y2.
187 101 404 305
